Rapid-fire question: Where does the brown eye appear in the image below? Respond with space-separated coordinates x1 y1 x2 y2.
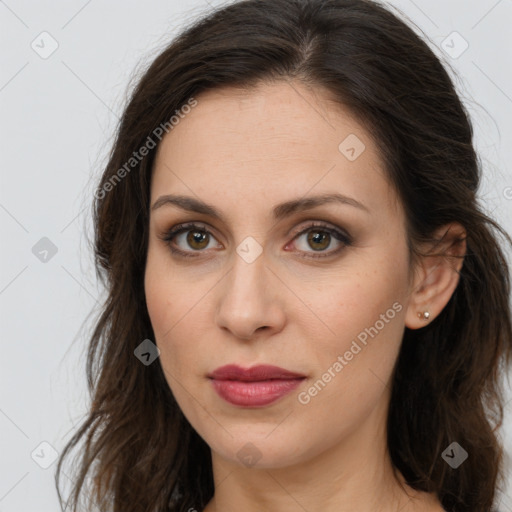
306 230 331 251
159 223 221 258
291 222 352 259
186 229 210 250
159 221 352 260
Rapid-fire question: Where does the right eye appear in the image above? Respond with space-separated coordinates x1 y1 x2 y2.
159 223 222 258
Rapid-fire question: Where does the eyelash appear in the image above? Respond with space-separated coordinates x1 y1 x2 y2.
158 221 353 260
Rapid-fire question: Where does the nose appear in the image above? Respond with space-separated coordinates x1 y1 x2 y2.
214 250 286 342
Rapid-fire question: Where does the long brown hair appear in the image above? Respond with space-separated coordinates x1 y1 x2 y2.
55 0 512 511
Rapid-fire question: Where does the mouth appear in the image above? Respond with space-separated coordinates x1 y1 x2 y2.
207 364 306 407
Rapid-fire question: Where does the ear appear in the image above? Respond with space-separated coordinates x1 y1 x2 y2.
405 223 466 329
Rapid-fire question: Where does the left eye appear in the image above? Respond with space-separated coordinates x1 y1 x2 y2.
291 223 351 257
159 222 352 259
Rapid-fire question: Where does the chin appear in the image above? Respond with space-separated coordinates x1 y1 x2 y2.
206 430 311 470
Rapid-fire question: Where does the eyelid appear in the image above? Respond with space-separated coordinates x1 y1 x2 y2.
288 220 348 239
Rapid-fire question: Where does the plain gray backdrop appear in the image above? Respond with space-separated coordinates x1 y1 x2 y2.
1 0 511 510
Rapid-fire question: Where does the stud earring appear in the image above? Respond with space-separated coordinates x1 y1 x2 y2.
417 311 430 320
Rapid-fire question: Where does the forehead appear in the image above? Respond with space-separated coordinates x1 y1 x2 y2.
155 81 371 164
151 80 399 218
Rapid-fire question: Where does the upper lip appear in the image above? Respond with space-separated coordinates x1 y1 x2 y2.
208 364 306 381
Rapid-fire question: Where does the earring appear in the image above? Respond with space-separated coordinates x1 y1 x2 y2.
417 311 430 320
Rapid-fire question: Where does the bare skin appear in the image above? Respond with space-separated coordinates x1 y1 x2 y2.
144 79 465 512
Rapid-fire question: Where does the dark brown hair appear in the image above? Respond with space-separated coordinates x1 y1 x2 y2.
55 0 512 511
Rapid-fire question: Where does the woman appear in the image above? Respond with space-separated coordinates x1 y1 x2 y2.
55 0 512 511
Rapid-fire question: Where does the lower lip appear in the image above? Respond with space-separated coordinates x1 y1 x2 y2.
210 378 304 406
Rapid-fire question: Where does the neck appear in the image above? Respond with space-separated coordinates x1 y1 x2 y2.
202 397 440 512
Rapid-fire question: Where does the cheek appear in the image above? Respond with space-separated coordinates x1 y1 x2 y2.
144 261 170 340
145 241 190 335
321 262 406 339
144 249 213 390
309 245 409 381
298 286 406 438
144 251 186 368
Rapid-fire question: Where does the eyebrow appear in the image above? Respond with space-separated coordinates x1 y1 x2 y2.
151 192 370 222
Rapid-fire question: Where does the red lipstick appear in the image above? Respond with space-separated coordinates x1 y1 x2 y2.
208 364 306 407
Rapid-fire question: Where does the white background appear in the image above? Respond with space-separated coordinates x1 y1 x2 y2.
0 0 511 510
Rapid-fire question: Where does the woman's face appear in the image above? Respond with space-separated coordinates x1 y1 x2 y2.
145 81 416 469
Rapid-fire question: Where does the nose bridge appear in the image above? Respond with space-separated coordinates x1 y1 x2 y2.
215 242 282 338
226 241 268 305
